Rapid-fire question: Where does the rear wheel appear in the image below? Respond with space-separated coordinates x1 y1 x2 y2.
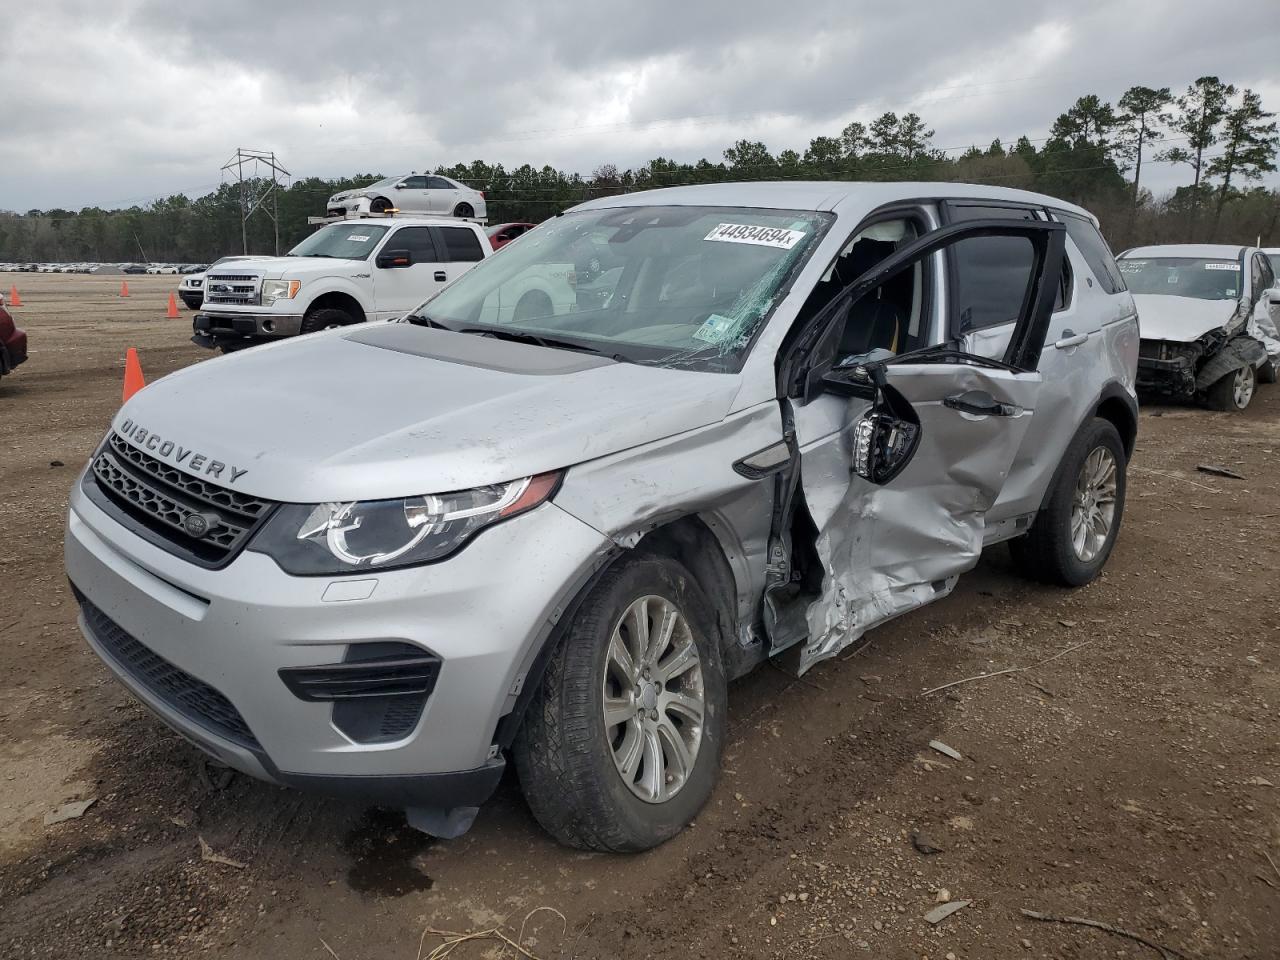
514 556 726 852
299 307 356 335
1205 364 1255 411
1009 418 1126 587
370 196 393 214
453 202 475 218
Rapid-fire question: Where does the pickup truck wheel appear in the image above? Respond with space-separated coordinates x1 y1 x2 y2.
300 307 356 334
452 203 474 218
1205 364 1255 411
513 556 726 852
370 197 392 214
1009 418 1126 587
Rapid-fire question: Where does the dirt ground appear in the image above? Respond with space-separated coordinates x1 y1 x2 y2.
0 272 1277 960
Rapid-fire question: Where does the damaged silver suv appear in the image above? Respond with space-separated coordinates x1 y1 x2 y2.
65 182 1138 852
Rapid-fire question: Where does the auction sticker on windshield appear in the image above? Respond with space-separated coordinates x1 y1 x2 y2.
1205 262 1240 270
705 223 806 249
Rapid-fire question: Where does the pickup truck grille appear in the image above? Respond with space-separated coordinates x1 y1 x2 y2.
87 432 277 567
205 272 260 306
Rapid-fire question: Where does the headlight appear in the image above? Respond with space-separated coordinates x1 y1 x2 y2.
248 472 562 574
262 279 301 306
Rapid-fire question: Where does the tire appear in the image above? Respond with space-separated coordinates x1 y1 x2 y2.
370 196 392 214
1204 364 1255 411
299 307 356 335
513 556 727 852
1009 418 1126 587
513 289 553 321
1257 359 1277 385
453 203 475 219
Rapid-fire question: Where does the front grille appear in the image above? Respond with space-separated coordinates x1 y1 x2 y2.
88 432 276 567
78 595 260 751
205 272 260 306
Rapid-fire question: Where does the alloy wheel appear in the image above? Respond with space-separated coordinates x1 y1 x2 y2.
1233 366 1255 410
1070 446 1118 563
602 595 705 804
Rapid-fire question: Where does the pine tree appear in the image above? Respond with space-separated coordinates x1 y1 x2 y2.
1206 89 1279 236
1155 77 1234 197
1116 86 1173 209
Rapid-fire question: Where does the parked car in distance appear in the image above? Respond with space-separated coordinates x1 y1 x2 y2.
1119 244 1280 411
486 222 537 251
0 291 28 383
68 181 1138 852
327 174 487 220
121 264 148 274
191 216 491 351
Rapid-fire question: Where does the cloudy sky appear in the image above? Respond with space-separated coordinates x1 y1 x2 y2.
1 0 1278 212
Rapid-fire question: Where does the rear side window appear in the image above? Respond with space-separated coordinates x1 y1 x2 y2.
427 176 455 190
435 226 486 262
945 204 1038 334
1057 213 1126 294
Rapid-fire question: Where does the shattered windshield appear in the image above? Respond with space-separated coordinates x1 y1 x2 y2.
1117 257 1243 301
409 205 832 371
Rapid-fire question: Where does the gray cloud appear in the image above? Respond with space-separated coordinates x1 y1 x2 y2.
2 0 1278 211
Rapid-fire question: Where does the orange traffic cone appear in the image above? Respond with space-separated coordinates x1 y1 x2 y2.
7 284 22 307
122 348 146 403
166 292 180 318
120 280 130 298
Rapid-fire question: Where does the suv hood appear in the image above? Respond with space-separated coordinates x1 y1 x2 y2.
110 324 743 503
205 256 360 281
1134 294 1236 343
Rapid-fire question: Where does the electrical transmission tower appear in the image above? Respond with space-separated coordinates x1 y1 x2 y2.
221 148 290 255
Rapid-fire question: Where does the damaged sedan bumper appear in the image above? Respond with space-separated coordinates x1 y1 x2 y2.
1137 339 1199 397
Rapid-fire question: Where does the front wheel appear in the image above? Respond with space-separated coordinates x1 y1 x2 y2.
513 557 726 852
1009 418 1127 587
1205 364 1256 411
299 307 356 334
370 196 393 214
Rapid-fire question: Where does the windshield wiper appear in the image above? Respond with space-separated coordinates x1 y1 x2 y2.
403 314 455 331
454 327 620 361
303 253 339 258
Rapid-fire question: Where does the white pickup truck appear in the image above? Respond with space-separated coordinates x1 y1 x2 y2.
191 216 491 351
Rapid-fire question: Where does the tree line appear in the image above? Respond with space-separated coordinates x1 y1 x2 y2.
2 76 1276 264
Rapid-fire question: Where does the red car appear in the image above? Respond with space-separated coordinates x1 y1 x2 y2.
486 222 537 251
0 292 28 381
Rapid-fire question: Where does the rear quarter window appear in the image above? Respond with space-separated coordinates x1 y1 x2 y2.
1057 213 1126 295
435 226 486 262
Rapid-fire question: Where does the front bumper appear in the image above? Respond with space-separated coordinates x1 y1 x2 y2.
65 476 610 809
192 311 303 348
1136 339 1197 397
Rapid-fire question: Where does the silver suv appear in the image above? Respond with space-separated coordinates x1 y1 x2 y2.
66 182 1138 851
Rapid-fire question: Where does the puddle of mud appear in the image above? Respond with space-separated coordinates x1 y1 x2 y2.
340 808 435 897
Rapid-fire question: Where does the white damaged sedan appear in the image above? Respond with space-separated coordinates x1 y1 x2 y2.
1121 243 1280 411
